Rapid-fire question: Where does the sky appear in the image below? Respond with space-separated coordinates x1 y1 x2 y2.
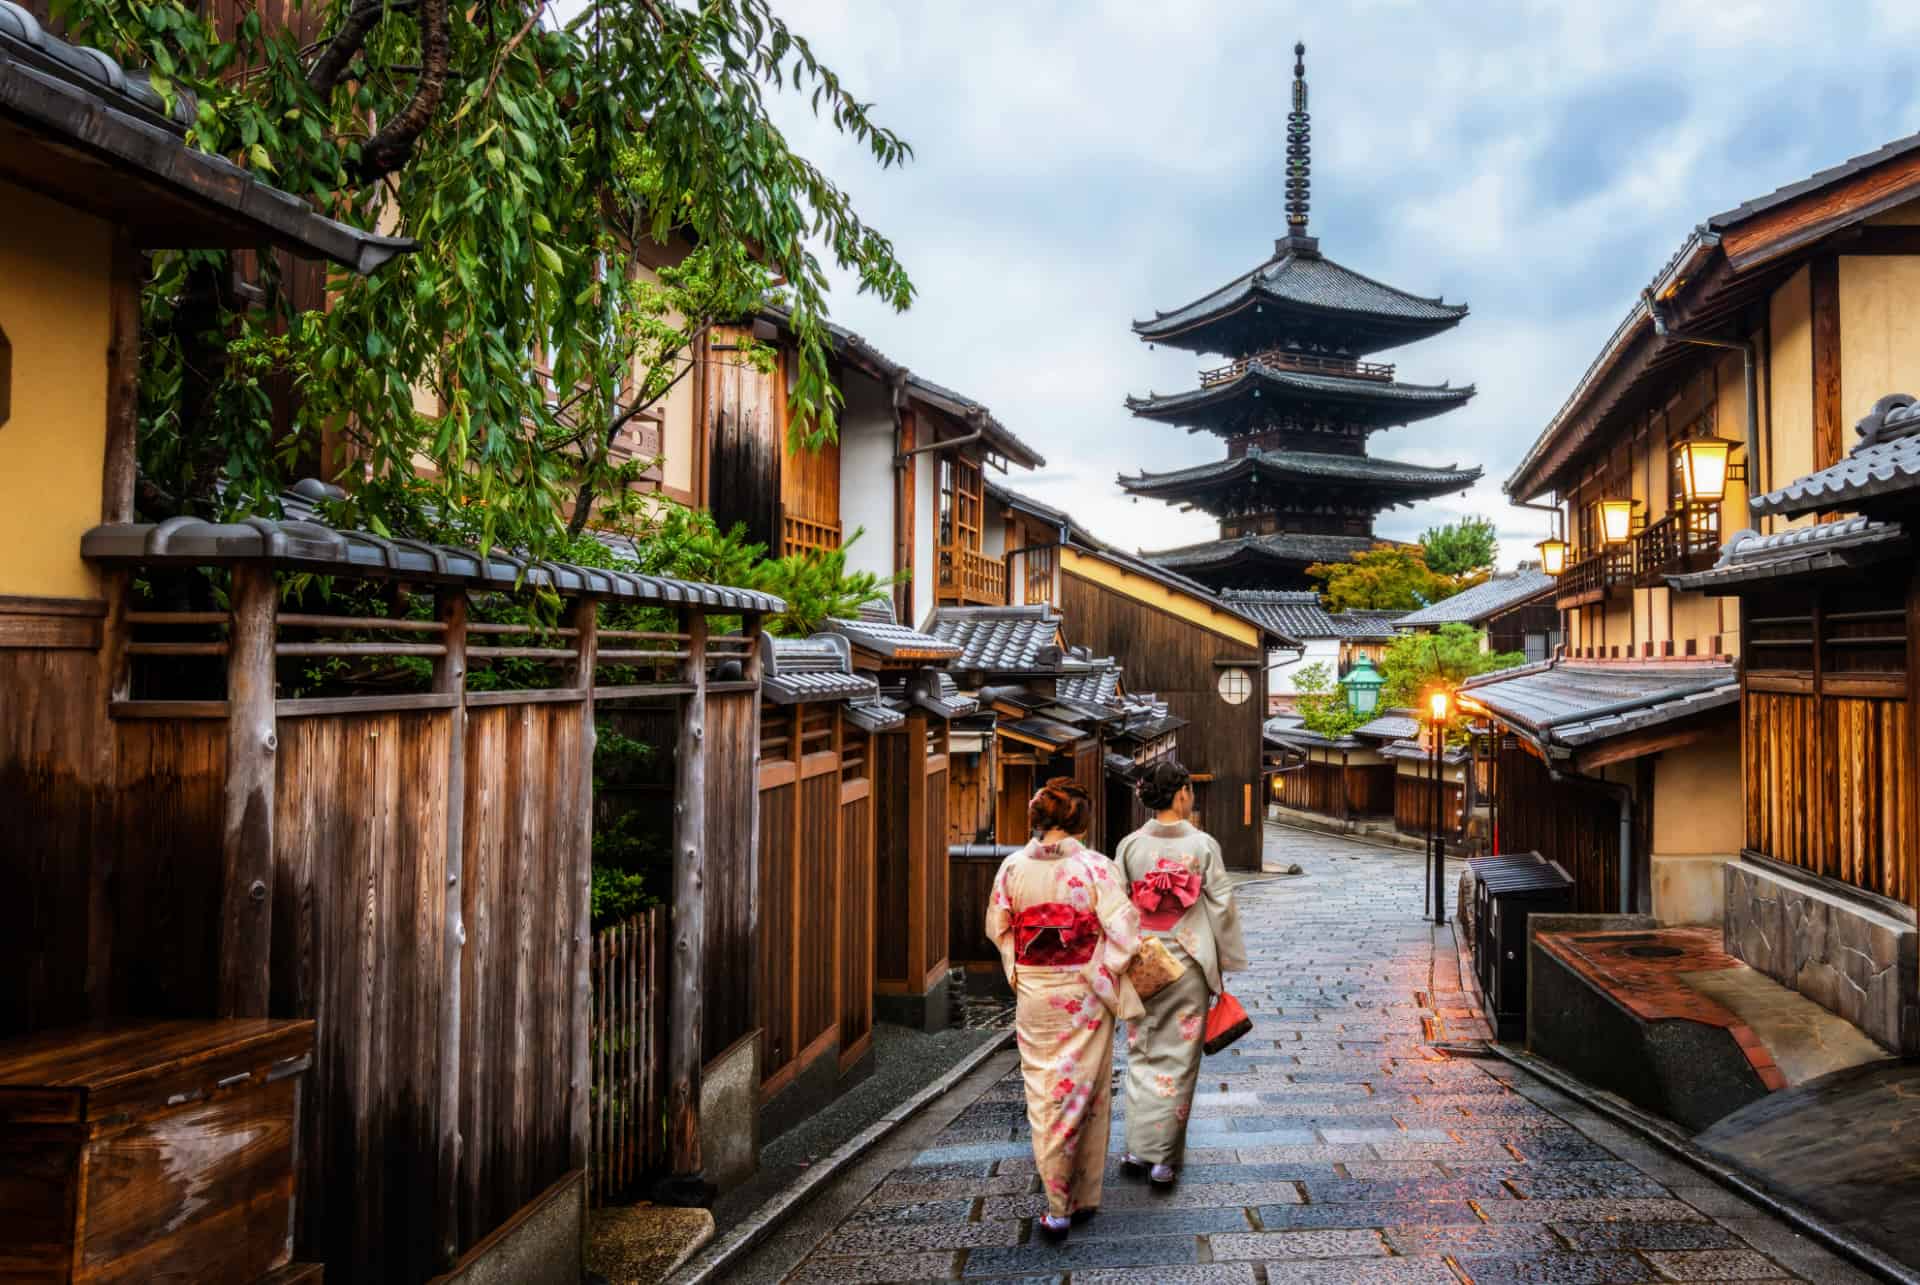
758 0 1920 567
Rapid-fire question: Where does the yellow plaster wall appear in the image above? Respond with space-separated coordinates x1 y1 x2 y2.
1766 266 1814 528
1059 546 1257 646
1652 735 1743 854
1839 254 1920 435
0 181 112 600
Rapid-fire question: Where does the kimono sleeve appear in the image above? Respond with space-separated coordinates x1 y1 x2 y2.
1082 853 1145 1022
1200 836 1249 975
984 853 1021 985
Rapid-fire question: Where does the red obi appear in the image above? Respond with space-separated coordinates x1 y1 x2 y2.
1013 902 1101 966
1131 858 1201 931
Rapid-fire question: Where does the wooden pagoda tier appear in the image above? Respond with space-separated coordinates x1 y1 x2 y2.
1125 351 1475 440
1137 530 1388 593
1133 241 1469 359
1117 448 1480 524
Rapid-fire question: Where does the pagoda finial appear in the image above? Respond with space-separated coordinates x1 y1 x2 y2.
1279 40 1319 256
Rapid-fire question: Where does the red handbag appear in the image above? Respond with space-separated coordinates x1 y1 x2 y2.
1203 990 1252 1055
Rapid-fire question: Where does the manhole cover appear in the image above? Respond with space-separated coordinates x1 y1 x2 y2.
1623 944 1685 959
1575 932 1656 943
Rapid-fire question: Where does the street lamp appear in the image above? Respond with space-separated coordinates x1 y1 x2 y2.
1340 655 1385 716
1424 687 1452 925
1599 498 1640 544
1535 536 1568 577
1674 436 1743 505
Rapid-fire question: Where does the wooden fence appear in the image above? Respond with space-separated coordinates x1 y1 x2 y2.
1394 773 1465 837
590 907 668 1206
1272 758 1394 819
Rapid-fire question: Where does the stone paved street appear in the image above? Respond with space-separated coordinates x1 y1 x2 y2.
772 823 1874 1284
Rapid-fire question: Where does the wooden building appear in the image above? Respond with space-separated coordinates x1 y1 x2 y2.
822 606 979 1031
1666 391 1920 1055
1493 124 1920 930
1119 46 1478 591
1221 589 1400 713
1394 566 1561 661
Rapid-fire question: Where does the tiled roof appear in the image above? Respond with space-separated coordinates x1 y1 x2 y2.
1057 665 1122 710
906 669 978 720
1327 610 1404 640
86 480 784 613
1379 737 1469 764
1752 394 1920 518
1354 711 1421 742
1118 449 1481 496
1394 568 1556 628
760 633 879 706
846 699 906 733
1220 589 1337 639
1145 532 1382 575
999 714 1087 750
822 615 961 661
1666 516 1910 593
0 1 412 273
1135 249 1468 339
1462 659 1738 756
924 605 1064 674
1127 363 1475 424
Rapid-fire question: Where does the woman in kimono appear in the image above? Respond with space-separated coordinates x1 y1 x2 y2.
985 778 1143 1237
1114 759 1247 1184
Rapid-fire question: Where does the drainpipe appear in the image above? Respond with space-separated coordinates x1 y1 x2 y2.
890 370 912 624
1643 290 1763 529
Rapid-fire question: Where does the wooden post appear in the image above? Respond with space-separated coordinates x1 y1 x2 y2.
100 233 140 527
1907 564 1920 920
218 564 278 1018
432 589 468 1269
569 597 599 1178
742 611 764 1057
658 609 710 1203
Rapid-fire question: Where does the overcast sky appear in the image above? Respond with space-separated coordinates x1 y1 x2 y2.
758 0 1920 567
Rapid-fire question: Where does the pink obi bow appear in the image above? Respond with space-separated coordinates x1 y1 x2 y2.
1013 902 1101 966
1131 858 1201 930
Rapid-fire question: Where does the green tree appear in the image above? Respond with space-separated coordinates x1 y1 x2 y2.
1292 661 1368 740
1307 544 1459 611
1378 623 1525 728
1420 517 1499 578
62 0 914 556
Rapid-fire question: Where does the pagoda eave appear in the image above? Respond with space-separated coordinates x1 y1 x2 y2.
1125 366 1475 436
1133 290 1468 361
1142 532 1390 592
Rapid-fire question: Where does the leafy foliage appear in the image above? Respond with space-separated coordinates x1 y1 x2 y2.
59 0 914 556
1420 517 1499 578
590 720 663 927
1379 623 1525 733
1292 660 1368 740
1308 544 1461 612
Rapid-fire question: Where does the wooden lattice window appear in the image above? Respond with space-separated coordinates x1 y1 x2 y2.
939 455 983 554
1820 585 1907 686
1744 593 1815 678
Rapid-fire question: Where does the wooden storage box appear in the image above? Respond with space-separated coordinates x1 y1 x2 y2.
0 1019 317 1284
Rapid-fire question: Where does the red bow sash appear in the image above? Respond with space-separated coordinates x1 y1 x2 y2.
1131 858 1201 930
1013 902 1101 966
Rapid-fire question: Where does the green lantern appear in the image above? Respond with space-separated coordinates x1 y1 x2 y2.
1340 655 1385 716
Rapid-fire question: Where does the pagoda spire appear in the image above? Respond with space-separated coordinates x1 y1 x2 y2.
1279 41 1319 257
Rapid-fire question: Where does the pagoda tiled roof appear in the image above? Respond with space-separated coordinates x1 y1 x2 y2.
1126 361 1474 435
1133 248 1467 357
1117 449 1480 501
1144 532 1382 576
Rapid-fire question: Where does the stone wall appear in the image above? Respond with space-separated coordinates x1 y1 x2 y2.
1723 860 1919 1056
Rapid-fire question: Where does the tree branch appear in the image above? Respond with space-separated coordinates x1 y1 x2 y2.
351 0 452 183
308 0 410 99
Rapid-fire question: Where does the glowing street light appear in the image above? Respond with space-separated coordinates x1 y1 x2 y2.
1599 498 1639 544
1535 536 1568 577
1675 436 1740 505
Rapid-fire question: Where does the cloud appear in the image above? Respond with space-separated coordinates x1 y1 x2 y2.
761 0 1920 564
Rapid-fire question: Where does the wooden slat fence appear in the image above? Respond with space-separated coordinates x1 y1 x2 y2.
590 907 668 1206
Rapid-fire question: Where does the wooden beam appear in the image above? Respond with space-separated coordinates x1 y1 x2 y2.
568 596 598 1181
431 589 468 1269
100 233 140 526
1908 565 1920 918
1811 256 1843 471
1721 148 1920 271
217 564 277 1018
660 609 709 1197
1570 708 1737 774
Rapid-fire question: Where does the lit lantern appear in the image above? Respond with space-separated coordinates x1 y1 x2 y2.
1675 436 1737 504
1535 536 1568 576
1427 688 1451 724
1340 655 1385 716
1599 498 1638 544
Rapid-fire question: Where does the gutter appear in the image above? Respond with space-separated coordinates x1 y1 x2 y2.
1644 289 1764 529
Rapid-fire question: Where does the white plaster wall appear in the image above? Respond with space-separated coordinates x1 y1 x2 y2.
839 372 895 582
1267 637 1340 708
912 450 936 628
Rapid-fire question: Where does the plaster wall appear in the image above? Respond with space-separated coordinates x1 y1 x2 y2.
838 372 895 586
1269 637 1340 703
1838 254 1920 431
911 441 935 627
1767 266 1815 529
1651 734 1743 926
0 181 112 601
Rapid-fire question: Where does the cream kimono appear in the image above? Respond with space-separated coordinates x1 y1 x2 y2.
1114 819 1248 1165
985 837 1144 1217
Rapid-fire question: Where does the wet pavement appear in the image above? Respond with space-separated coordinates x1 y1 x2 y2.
767 822 1876 1284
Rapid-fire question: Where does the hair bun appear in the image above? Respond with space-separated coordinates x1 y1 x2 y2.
1029 776 1093 837
1135 758 1192 811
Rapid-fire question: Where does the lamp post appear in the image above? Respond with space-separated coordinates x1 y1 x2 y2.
1425 687 1451 925
1339 655 1385 716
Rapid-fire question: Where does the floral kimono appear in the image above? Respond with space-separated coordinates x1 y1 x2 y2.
985 837 1144 1216
1113 818 1248 1166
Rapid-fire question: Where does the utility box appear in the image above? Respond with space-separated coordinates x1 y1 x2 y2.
0 1019 318 1284
1466 852 1573 1040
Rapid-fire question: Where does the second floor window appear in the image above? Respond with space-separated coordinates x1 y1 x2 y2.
939 454 983 553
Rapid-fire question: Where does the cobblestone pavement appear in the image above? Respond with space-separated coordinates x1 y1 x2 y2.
777 823 1874 1284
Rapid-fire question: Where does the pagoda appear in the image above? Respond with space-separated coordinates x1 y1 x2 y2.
1120 44 1481 592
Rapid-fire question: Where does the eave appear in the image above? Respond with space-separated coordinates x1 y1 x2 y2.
1126 364 1475 437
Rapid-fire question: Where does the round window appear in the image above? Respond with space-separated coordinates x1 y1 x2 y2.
1217 667 1252 706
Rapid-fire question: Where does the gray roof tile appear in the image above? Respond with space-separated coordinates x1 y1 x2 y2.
1147 532 1383 576
1394 568 1556 627
1127 362 1475 424
1462 658 1738 756
1665 515 1910 593
1118 449 1481 496
822 615 961 661
1354 711 1421 741
1220 589 1337 639
760 633 879 706
924 605 1064 674
1135 250 1468 339
1752 394 1920 518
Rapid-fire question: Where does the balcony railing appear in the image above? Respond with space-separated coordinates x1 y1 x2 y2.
781 512 843 559
1631 507 1720 586
1199 348 1396 389
938 544 1007 606
1555 547 1633 607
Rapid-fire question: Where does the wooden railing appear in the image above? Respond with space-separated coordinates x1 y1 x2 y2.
1200 348 1396 389
1556 551 1610 606
782 512 843 559
1021 545 1057 605
1632 507 1720 585
590 907 669 1206
938 544 1007 606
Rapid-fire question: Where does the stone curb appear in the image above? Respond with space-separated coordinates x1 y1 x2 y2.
1487 1043 1919 1285
1266 807 1432 852
670 1027 1016 1284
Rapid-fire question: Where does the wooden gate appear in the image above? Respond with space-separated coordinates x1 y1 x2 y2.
589 908 667 1206
875 715 953 1014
